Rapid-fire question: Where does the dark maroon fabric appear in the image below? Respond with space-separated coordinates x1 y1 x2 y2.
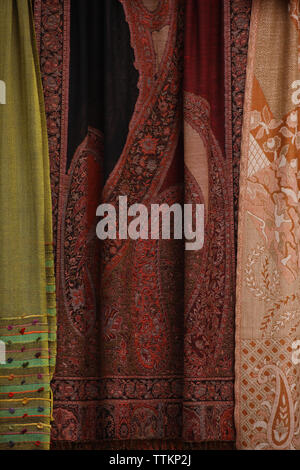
183 0 235 441
33 0 252 447
231 0 252 241
184 0 225 154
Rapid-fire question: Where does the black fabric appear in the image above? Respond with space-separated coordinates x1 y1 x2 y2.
67 0 139 180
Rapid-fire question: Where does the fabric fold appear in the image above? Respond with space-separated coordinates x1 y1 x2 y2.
183 0 235 442
235 0 300 450
32 0 251 449
0 0 56 450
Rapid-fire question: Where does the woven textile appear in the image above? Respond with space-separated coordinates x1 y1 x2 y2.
236 0 300 450
32 0 250 448
0 0 56 450
182 0 235 441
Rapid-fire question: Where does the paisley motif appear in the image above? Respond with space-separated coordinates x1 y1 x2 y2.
61 127 103 336
258 365 294 449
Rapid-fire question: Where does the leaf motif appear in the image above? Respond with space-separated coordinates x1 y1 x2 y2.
263 105 271 125
256 126 265 140
279 155 286 168
269 119 282 129
280 144 289 158
295 131 300 150
280 126 293 138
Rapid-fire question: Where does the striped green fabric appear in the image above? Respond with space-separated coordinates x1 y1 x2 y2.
0 0 56 450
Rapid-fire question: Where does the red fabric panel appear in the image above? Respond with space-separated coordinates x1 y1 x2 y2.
182 0 235 441
184 0 225 154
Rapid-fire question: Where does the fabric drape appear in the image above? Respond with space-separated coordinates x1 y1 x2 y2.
0 0 56 450
32 0 251 449
98 0 185 441
183 0 235 441
236 0 300 450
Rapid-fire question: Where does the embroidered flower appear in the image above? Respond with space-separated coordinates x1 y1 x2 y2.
158 100 169 116
140 135 158 154
246 138 300 282
71 287 85 310
254 105 282 139
43 32 61 53
287 110 298 128
43 58 59 75
263 136 281 153
147 160 157 172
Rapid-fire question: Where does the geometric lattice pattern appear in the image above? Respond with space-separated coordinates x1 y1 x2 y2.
248 134 270 177
240 337 299 450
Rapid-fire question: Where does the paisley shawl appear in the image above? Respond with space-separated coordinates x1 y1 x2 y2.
32 0 251 449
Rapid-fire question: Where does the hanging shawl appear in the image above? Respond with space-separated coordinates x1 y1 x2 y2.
0 0 56 450
236 0 300 450
183 0 235 441
33 0 251 450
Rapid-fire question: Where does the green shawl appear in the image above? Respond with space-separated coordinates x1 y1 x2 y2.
0 0 56 450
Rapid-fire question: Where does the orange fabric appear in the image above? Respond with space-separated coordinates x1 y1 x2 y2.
236 0 300 450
